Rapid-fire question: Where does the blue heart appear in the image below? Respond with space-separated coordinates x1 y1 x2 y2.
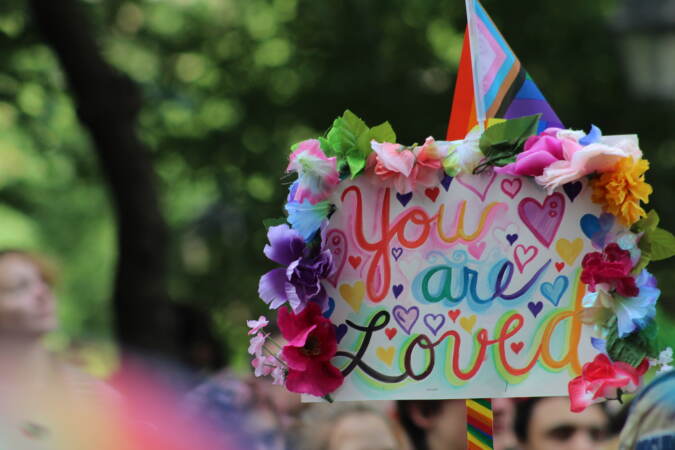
396 192 413 207
322 297 335 318
540 276 569 307
580 213 614 249
441 174 453 192
392 284 404 298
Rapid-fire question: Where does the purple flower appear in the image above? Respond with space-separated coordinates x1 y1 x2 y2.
258 224 333 313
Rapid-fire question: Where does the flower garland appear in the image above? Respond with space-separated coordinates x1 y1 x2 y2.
248 110 675 406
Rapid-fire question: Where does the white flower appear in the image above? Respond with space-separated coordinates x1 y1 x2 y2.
650 347 674 374
246 315 269 335
247 332 267 356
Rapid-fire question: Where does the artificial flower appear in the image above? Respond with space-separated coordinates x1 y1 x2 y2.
443 126 484 176
581 243 638 297
495 128 568 177
413 137 450 187
591 156 652 226
278 303 344 397
247 315 269 335
258 224 333 313
536 135 643 193
568 353 649 413
248 332 267 356
286 139 340 205
368 141 416 193
285 180 332 241
251 355 275 378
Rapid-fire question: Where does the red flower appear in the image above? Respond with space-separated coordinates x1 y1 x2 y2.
277 303 344 397
580 243 638 297
568 354 648 413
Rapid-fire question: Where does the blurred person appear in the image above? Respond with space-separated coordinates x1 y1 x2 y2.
297 402 406 450
619 370 675 449
514 397 611 450
396 400 467 450
493 398 518 450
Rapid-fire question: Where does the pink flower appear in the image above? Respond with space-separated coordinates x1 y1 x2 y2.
413 137 449 188
247 315 269 335
251 355 274 378
247 332 267 357
568 354 648 412
277 303 344 397
580 243 638 297
271 366 286 385
287 139 339 204
495 130 567 177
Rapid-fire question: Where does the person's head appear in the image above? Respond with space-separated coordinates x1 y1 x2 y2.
514 397 610 450
396 399 467 450
0 250 58 339
299 402 403 450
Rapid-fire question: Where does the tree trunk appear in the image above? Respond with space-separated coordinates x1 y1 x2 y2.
29 0 177 358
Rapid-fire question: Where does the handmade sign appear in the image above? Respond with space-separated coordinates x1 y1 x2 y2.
247 0 675 414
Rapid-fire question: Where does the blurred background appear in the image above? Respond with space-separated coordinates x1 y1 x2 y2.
0 0 673 375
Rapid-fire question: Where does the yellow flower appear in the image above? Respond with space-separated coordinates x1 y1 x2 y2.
591 157 652 226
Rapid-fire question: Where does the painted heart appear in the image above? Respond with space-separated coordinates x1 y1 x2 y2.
322 297 335 318
555 262 565 272
501 178 522 199
423 313 446 336
563 181 583 202
514 244 538 273
580 213 615 249
392 305 419 335
506 233 518 246
541 275 569 307
527 301 543 318
518 193 566 248
385 327 397 340
324 229 347 287
391 247 403 261
456 171 497 202
339 281 365 311
396 192 413 207
447 309 461 322
335 323 348 343
459 314 477 333
556 238 583 265
425 187 440 202
468 241 486 259
348 255 362 269
376 346 395 366
510 342 524 354
392 284 404 299
441 174 453 191
493 224 519 249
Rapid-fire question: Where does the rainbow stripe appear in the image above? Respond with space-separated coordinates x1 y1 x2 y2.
447 0 563 140
466 399 494 450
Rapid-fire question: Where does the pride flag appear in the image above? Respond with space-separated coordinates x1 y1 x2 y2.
447 0 563 140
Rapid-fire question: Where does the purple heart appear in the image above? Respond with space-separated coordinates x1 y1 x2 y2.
392 284 404 298
527 301 543 318
506 233 518 246
335 323 348 343
392 305 419 335
396 192 413 207
518 193 565 248
580 213 615 249
423 313 445 336
563 181 582 202
441 174 453 191
391 247 403 261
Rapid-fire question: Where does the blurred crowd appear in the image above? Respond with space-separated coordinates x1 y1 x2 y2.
0 249 673 449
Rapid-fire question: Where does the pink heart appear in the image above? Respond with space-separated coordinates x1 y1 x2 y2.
325 229 347 287
468 241 486 259
456 171 497 202
518 193 565 248
514 244 538 273
501 178 522 199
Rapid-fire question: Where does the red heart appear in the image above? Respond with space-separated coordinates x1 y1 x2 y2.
348 256 362 269
447 309 461 322
425 187 440 202
385 328 397 340
555 262 565 272
510 342 524 354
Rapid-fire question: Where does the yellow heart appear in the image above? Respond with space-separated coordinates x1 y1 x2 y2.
376 346 395 366
460 314 477 333
556 238 583 266
339 281 365 312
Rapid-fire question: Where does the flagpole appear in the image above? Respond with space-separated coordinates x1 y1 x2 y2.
464 0 486 132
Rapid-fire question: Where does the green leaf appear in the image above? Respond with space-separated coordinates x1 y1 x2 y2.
263 217 287 229
606 319 659 367
346 153 367 178
479 114 540 157
648 227 675 261
369 121 396 143
632 209 659 234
